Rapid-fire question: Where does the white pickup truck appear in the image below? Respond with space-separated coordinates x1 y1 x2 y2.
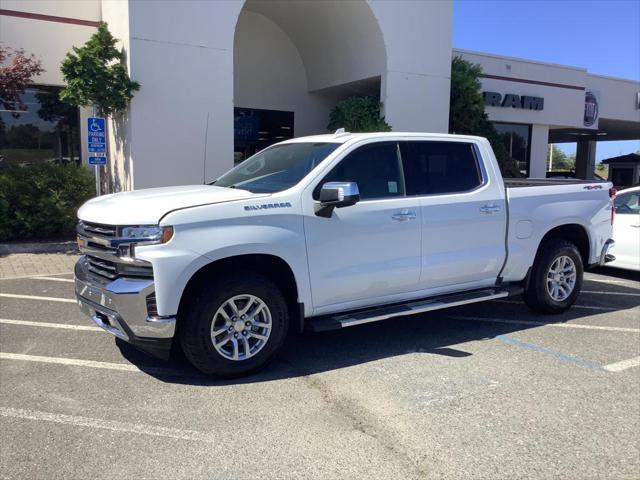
75 132 616 377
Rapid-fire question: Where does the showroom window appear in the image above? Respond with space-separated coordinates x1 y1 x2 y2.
492 122 531 177
234 107 294 165
0 86 80 167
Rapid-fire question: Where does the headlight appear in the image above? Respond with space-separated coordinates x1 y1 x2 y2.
119 225 174 245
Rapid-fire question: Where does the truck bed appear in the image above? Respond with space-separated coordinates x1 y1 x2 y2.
504 178 609 188
501 176 613 283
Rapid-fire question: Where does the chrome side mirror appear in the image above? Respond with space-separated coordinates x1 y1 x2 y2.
316 181 360 218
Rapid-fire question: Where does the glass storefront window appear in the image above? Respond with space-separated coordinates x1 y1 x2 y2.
234 107 294 165
493 122 531 177
0 86 80 167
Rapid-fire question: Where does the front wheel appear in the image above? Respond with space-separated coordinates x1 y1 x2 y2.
179 273 289 377
523 239 583 314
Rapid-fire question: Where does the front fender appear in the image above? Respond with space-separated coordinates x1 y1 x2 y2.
138 214 312 317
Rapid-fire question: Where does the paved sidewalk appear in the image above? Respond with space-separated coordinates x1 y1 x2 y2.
0 243 78 279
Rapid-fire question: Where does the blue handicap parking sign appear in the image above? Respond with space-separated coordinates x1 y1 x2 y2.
88 117 106 153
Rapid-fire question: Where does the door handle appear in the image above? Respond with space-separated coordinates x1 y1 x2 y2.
480 204 501 214
392 211 417 221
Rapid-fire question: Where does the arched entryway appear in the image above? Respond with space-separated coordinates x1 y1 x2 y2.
232 0 386 162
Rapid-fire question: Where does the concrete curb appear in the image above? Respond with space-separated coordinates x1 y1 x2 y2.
0 241 79 255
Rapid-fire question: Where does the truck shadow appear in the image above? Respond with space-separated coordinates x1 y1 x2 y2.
591 266 640 282
117 277 639 385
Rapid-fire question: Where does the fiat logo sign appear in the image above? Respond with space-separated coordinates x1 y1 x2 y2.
584 91 599 127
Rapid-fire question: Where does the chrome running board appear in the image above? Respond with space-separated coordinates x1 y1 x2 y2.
308 287 519 332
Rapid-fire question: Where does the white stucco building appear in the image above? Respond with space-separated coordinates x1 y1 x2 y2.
1 0 639 190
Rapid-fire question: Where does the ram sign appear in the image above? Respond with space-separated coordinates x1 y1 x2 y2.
483 92 544 111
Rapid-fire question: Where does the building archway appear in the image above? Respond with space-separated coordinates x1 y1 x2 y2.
233 0 386 161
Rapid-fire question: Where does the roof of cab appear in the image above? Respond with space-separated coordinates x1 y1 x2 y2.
279 131 488 145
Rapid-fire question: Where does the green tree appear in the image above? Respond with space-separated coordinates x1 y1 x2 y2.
60 22 139 116
546 145 576 171
327 96 391 133
59 22 140 193
449 57 521 177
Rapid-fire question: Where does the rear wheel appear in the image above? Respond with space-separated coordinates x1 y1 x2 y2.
523 239 583 314
179 273 289 377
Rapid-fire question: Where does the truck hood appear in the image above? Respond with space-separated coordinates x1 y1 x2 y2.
78 185 263 225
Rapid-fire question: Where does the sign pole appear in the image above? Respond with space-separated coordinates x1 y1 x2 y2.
93 106 101 196
88 106 107 196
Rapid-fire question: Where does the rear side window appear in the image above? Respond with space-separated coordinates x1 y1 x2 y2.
316 142 403 200
400 141 482 195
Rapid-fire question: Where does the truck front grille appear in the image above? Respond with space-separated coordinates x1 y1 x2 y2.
87 256 118 279
79 221 117 238
78 221 153 282
86 255 153 281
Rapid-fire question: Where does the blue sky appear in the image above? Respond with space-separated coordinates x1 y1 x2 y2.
453 0 640 161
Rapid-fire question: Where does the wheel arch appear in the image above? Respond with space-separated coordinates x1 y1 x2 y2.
536 223 590 266
177 253 304 333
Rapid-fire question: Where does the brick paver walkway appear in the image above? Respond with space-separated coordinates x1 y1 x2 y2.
0 252 78 279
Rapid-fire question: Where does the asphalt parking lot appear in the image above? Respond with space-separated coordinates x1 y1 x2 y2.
1 266 639 479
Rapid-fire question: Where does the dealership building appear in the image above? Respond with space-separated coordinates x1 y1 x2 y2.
1 0 639 190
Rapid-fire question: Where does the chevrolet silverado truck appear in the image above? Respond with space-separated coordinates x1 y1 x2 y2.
75 132 616 377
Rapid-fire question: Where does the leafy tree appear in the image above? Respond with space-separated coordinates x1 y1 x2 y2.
328 96 391 133
449 57 522 177
0 46 44 115
60 22 140 116
546 145 576 171
449 57 487 135
59 22 139 193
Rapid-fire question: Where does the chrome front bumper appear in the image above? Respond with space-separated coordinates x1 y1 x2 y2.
74 256 176 341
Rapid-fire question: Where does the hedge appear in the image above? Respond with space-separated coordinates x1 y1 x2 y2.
0 163 95 241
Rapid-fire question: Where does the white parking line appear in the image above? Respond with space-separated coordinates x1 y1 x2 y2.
0 407 213 443
603 356 640 372
585 277 640 288
0 272 74 281
450 315 640 333
32 276 75 283
582 290 640 297
0 352 199 378
0 293 76 304
495 299 630 312
0 319 101 332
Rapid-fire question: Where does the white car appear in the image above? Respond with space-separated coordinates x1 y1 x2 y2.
74 132 616 377
609 186 640 271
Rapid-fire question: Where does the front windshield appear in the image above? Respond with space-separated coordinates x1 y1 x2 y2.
213 142 340 193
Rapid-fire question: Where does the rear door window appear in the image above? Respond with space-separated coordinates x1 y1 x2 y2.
400 141 482 195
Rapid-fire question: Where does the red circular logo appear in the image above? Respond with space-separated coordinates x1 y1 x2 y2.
584 91 598 127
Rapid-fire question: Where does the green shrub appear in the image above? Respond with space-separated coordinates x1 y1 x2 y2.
328 96 392 133
0 163 95 241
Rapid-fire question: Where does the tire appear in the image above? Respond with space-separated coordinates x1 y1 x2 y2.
523 239 584 314
179 272 289 377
